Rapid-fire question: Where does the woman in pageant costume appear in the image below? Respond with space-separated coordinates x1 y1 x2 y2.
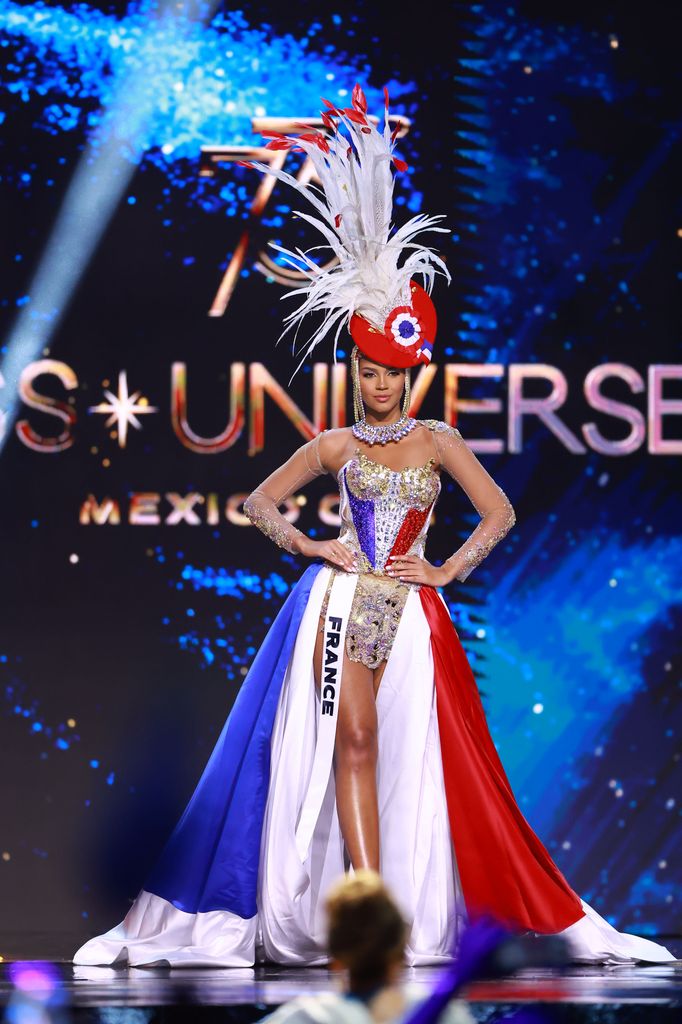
74 85 676 968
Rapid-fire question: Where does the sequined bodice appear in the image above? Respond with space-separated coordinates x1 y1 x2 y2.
336 449 441 575
245 419 517 672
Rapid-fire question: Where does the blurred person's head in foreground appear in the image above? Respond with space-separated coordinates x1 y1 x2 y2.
323 870 473 1024
325 869 408 994
261 871 474 1024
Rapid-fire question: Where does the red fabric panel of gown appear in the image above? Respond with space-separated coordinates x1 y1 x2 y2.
385 504 433 566
419 586 585 934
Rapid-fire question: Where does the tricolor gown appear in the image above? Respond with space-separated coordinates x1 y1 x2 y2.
73 420 676 968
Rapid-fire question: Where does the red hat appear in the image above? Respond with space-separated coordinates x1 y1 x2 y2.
349 281 436 368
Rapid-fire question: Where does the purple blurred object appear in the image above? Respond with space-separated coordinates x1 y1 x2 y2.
8 962 60 999
400 915 569 1024
400 916 513 1024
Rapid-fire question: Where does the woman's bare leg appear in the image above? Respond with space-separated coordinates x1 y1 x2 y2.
314 616 382 871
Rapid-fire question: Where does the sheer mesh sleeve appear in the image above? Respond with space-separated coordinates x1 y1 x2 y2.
429 422 516 582
243 432 327 553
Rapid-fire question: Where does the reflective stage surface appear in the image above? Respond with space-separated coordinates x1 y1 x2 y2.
1 953 681 1023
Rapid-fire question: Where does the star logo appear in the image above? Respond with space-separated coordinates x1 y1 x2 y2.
89 370 158 448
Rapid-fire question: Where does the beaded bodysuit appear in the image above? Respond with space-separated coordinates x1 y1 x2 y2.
244 419 516 671
317 449 440 668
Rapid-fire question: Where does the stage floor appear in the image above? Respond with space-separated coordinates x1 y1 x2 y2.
1 959 681 1021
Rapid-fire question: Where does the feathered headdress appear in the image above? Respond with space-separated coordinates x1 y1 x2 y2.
241 83 450 377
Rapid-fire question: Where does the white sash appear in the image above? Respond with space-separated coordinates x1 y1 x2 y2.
295 570 358 861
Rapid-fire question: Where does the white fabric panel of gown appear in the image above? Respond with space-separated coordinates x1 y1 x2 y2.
257 566 465 966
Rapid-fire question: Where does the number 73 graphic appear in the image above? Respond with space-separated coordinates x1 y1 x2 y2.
199 112 411 316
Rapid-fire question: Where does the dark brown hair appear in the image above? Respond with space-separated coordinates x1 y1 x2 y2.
325 870 408 991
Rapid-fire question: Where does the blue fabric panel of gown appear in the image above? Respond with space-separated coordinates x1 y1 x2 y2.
344 466 376 567
144 562 323 919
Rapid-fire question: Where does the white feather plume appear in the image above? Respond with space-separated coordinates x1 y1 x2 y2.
245 85 451 375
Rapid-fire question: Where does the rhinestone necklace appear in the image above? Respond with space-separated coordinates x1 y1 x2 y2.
351 414 417 446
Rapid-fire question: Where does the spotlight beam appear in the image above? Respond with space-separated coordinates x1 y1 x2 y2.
0 0 220 455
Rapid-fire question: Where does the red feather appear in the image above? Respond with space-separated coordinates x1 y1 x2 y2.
334 213 343 227
352 83 368 113
383 85 390 109
298 132 330 153
344 108 368 126
390 122 402 144
265 138 295 151
235 160 255 169
392 156 409 172
361 126 371 134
